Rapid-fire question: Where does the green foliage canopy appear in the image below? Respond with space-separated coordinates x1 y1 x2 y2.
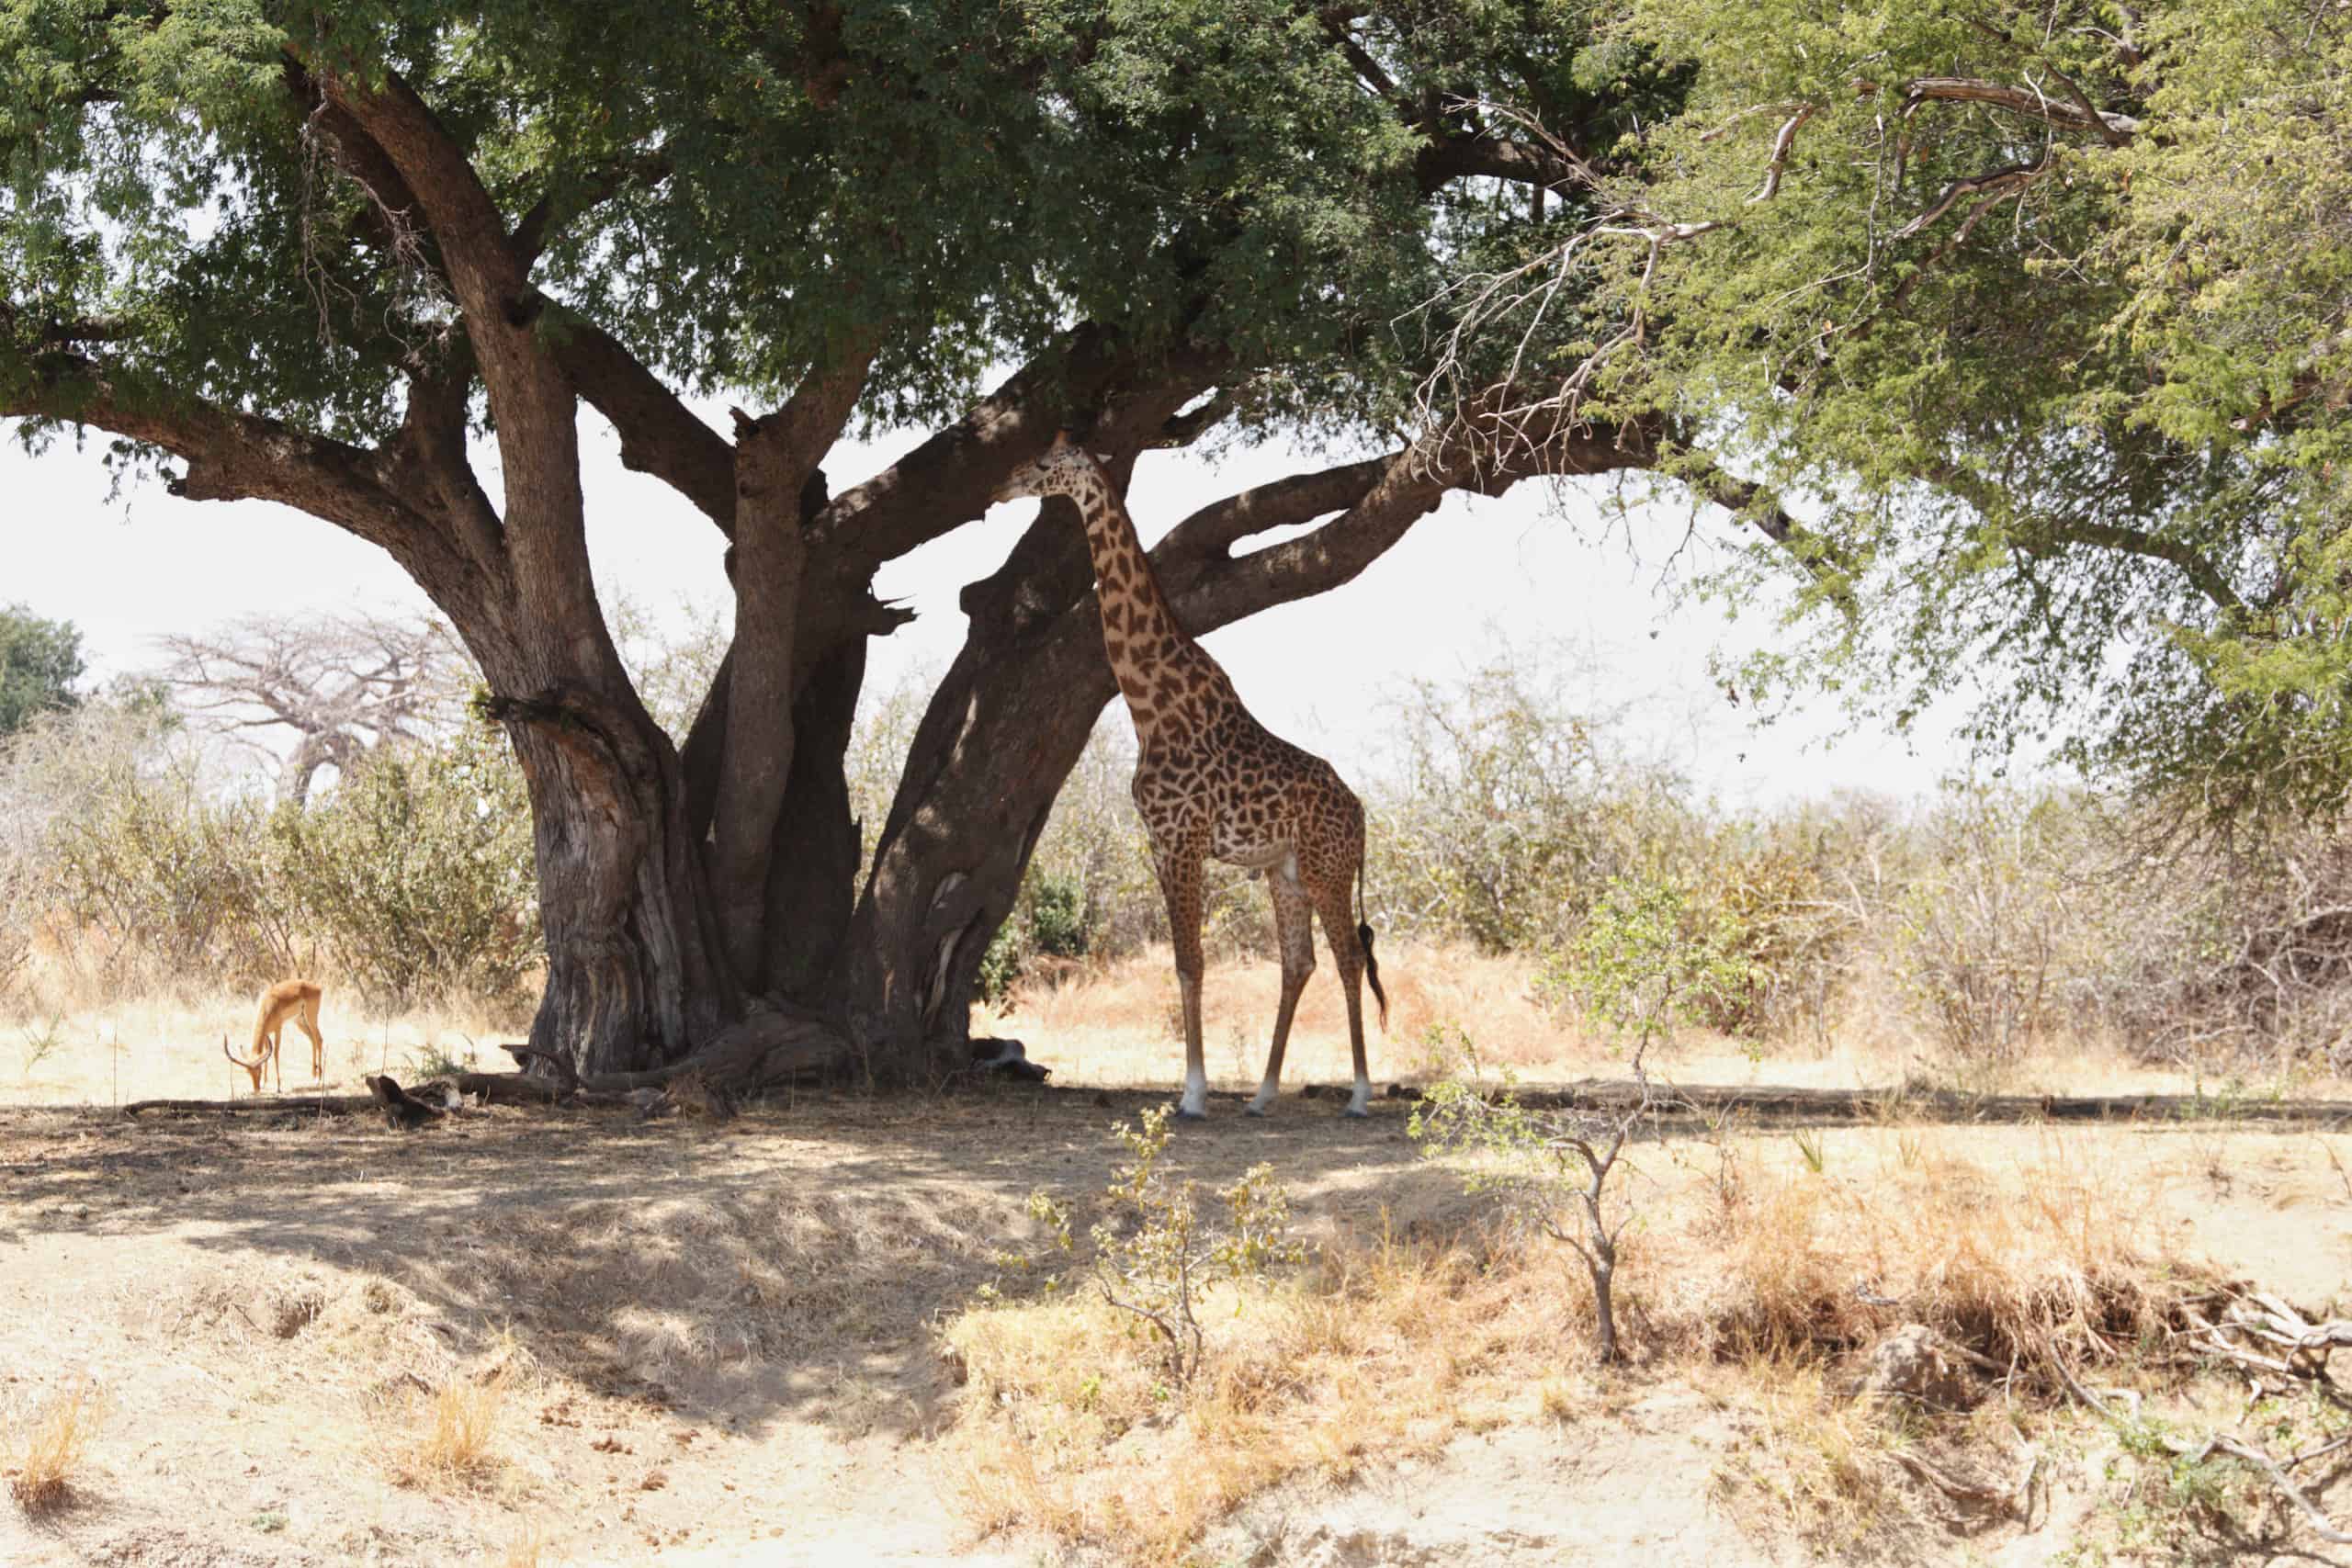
0 0 1647 449
1464 0 2352 821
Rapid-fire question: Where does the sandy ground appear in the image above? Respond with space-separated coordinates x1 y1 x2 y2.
0 1074 2346 1567
1 948 2346 1563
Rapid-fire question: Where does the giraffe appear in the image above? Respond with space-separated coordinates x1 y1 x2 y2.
991 433 1389 1118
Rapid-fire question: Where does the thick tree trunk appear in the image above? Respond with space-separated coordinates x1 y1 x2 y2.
484 670 741 1077
844 496 1117 1079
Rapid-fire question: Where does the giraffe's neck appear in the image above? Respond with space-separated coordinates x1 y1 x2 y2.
1068 476 1222 740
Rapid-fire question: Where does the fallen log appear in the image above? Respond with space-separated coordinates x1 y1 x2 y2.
1382 1078 2352 1127
124 1068 569 1118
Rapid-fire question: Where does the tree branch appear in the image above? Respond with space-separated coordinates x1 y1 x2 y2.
512 149 674 265
808 324 1221 569
1157 457 1390 563
1695 463 1861 621
552 319 737 532
1168 416 1654 631
1893 152 2053 240
1894 76 2141 141
2039 518 2245 615
1 347 490 622
1415 130 1586 192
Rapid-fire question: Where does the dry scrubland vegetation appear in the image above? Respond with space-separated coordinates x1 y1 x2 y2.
16 646 2352 1095
2 651 2350 1563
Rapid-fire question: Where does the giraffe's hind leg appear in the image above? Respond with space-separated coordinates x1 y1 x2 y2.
1308 873 1374 1118
1247 853 1317 1117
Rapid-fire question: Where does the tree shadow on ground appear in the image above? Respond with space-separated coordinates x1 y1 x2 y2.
0 1079 1482 1448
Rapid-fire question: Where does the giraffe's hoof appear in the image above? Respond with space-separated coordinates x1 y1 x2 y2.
1243 1102 1270 1118
1342 1105 1371 1120
1175 1107 1209 1122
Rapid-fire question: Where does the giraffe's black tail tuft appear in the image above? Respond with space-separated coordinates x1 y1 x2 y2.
1355 860 1388 1030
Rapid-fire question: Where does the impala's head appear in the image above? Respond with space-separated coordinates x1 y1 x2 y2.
222 1033 266 1093
989 431 1115 505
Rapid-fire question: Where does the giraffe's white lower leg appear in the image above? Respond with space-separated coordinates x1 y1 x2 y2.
1179 1065 1210 1120
1345 1073 1372 1119
1176 970 1209 1119
1246 1073 1280 1116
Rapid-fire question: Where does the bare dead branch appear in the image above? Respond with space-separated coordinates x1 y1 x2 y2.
1894 77 2141 141
1893 153 2054 241
1750 105 1815 204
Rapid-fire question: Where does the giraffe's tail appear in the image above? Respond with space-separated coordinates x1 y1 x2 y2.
1356 859 1389 1031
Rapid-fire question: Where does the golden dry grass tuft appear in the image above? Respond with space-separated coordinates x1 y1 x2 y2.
496 1517 556 1567
1669 1130 2176 1370
405 1371 510 1490
5 1374 102 1514
1706 1358 1915 1551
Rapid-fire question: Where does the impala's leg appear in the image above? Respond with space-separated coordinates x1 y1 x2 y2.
267 1019 283 1095
1310 874 1374 1118
1153 838 1211 1119
299 1000 324 1082
1248 855 1317 1117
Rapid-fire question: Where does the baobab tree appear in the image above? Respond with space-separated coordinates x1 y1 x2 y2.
153 612 467 803
0 1 1808 1084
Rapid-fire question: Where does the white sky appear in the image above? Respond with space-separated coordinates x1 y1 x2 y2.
0 405 1992 808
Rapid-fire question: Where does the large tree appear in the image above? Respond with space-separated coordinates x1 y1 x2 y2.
1443 0 2352 825
2 0 1790 1082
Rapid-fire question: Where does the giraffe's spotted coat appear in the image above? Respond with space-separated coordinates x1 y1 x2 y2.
993 436 1387 1118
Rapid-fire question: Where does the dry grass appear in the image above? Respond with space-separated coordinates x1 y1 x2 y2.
408 1371 510 1489
945 1216 1563 1562
5 1374 101 1514
1705 1357 1923 1551
993 942 2322 1105
6 942 2334 1111
996 942 1592 1089
497 1522 554 1568
1670 1129 2175 1368
943 1125 2199 1563
0 980 517 1107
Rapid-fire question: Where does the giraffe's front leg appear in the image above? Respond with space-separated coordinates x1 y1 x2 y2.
1151 837 1211 1119
1248 854 1317 1117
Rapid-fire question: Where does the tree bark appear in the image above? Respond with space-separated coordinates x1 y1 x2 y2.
759 637 867 1011
844 496 1108 1077
483 675 740 1077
